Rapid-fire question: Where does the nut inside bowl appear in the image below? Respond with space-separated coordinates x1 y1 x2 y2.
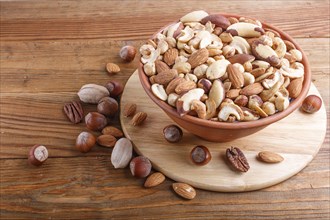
138 11 311 142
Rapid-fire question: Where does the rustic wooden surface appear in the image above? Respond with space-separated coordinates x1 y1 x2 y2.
121 72 327 192
0 0 329 219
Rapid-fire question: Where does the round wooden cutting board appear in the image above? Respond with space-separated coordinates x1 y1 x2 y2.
120 71 327 192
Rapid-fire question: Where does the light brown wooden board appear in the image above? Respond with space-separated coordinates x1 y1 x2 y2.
120 71 327 192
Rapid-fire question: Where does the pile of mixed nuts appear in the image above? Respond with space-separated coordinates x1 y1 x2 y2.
27 11 323 200
140 10 308 122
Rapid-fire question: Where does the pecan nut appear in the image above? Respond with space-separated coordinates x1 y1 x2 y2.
226 146 250 172
63 101 84 124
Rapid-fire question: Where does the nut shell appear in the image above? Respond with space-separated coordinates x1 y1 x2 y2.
130 156 152 178
28 145 48 166
85 112 108 131
97 97 118 117
190 145 211 165
119 45 137 62
105 80 124 97
163 124 183 143
75 132 96 153
301 95 322 114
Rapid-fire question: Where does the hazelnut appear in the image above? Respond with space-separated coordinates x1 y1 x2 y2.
301 95 322 114
234 95 248 107
130 156 152 178
97 97 118 117
163 124 183 143
85 112 107 131
28 145 48 166
119 45 136 62
104 80 124 97
75 131 96 153
190 145 211 166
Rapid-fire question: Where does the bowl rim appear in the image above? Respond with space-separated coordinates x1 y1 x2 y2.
138 12 311 130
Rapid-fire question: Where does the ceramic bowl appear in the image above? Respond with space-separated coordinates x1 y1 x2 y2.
138 13 311 142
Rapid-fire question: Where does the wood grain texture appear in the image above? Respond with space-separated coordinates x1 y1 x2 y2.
120 72 326 192
0 0 329 219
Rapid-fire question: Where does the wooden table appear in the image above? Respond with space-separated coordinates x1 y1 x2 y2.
1 1 329 219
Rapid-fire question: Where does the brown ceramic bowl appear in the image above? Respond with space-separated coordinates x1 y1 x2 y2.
138 13 311 142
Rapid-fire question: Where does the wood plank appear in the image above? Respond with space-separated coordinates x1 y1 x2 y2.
120 72 327 192
0 91 122 158
0 38 329 93
0 1 329 40
0 156 329 219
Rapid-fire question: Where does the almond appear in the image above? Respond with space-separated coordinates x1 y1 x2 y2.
144 172 166 188
187 48 209 68
166 77 186 94
240 83 264 96
96 134 117 148
131 112 147 126
258 151 284 163
106 63 120 74
153 69 178 85
251 67 266 77
227 64 244 89
172 183 196 200
102 126 124 138
123 103 137 117
155 60 170 74
164 48 178 66
226 89 241 99
287 78 303 98
175 80 197 95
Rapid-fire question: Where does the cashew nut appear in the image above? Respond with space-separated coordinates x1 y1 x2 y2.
151 84 168 101
184 73 198 83
165 22 183 38
178 26 194 43
248 95 268 118
241 107 260 121
143 62 156 76
165 37 177 48
289 49 303 62
280 62 304 78
167 93 179 107
262 70 281 89
262 102 276 115
229 36 251 54
274 92 290 112
141 48 160 64
176 88 205 116
140 44 155 57
272 37 286 58
243 72 255 86
259 35 273 47
191 100 207 119
205 21 215 33
193 64 208 78
259 74 284 101
218 103 244 121
173 61 191 74
222 45 236 58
